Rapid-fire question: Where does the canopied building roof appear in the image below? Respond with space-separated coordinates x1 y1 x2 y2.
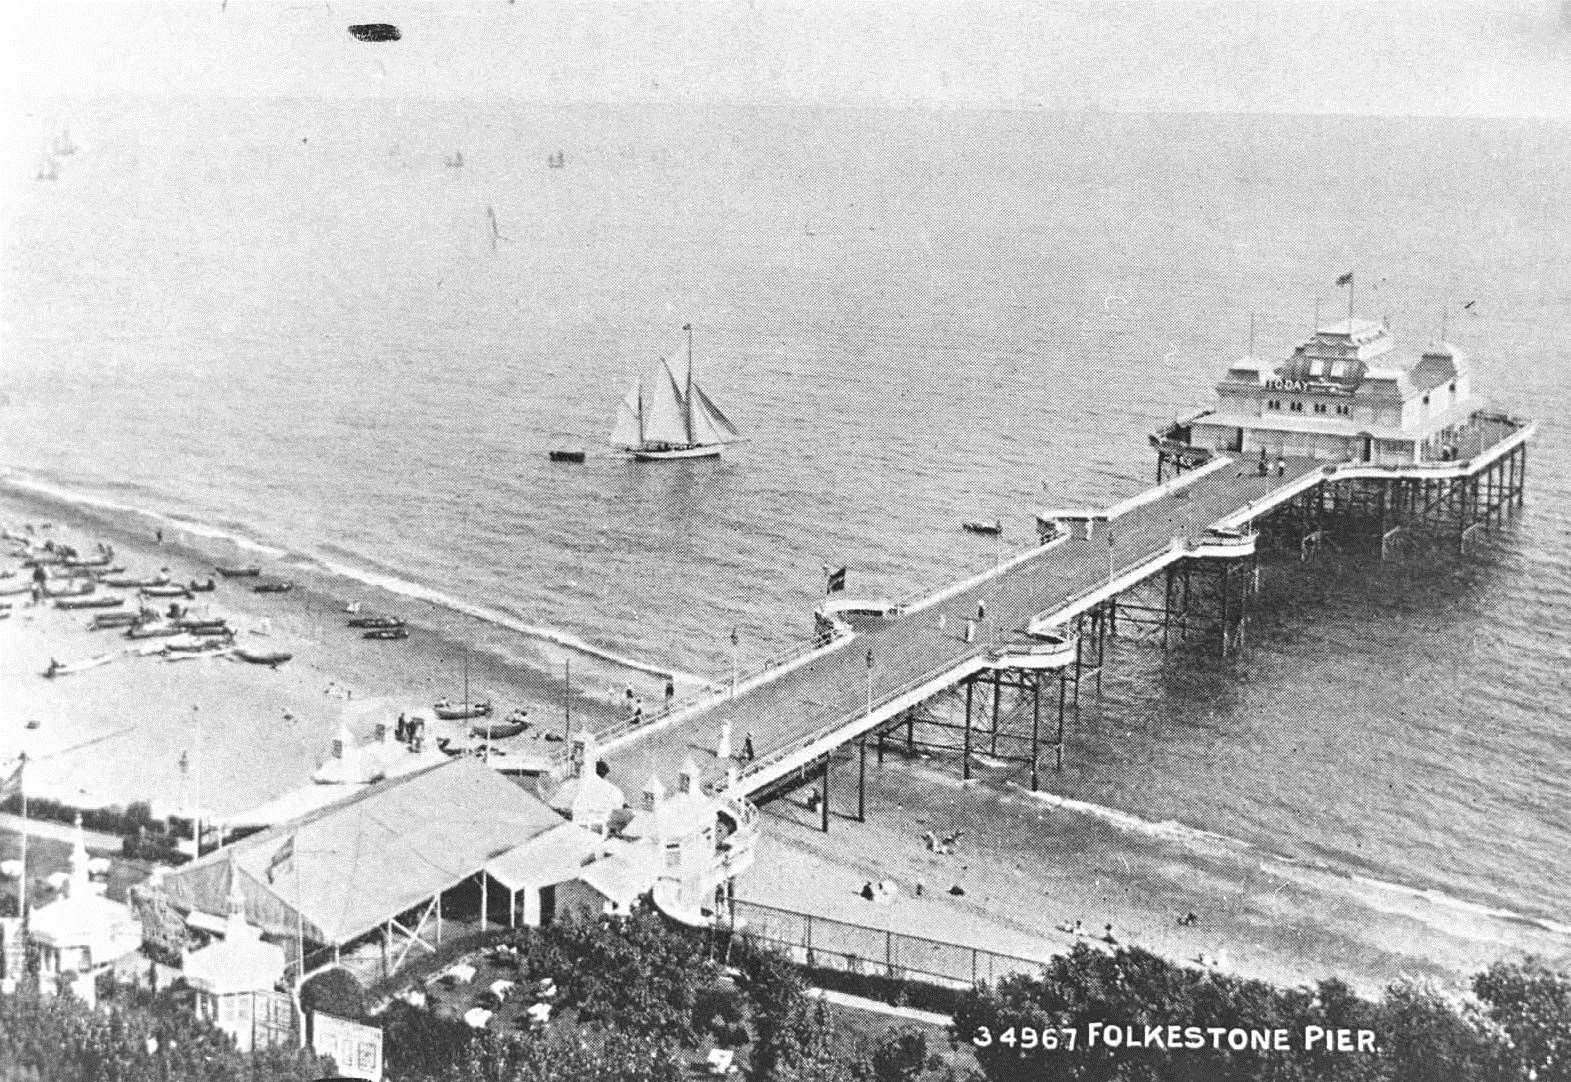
160 759 565 947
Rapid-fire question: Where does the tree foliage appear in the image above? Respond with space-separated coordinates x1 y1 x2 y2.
951 945 1571 1082
0 985 330 1082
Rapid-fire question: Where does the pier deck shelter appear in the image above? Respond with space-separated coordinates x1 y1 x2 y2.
1183 319 1475 467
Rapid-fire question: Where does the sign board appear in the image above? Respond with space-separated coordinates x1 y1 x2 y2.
312 1011 383 1082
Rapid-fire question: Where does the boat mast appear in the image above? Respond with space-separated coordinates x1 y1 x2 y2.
683 322 695 447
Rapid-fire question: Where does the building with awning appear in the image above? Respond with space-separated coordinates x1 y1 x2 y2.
158 758 574 981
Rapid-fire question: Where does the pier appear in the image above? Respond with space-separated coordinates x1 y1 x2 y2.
579 407 1533 829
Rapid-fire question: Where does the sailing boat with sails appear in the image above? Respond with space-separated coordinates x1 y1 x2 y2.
35 154 58 182
610 324 743 460
52 129 77 157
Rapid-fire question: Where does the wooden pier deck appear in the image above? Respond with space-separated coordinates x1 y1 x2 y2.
597 454 1326 799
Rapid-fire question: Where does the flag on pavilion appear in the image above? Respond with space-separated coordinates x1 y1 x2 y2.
266 833 296 884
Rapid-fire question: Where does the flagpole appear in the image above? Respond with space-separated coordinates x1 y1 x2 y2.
17 753 27 929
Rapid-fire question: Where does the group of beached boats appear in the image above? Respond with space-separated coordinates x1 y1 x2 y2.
2 527 306 674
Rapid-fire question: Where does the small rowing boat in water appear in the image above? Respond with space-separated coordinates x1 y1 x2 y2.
234 647 292 667
347 615 404 629
215 565 262 577
962 519 1003 535
253 581 294 594
363 626 409 640
549 450 586 463
56 595 124 610
433 698 492 720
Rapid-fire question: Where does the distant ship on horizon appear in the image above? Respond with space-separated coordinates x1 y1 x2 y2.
445 150 464 169
547 149 566 169
35 154 58 182
610 325 743 460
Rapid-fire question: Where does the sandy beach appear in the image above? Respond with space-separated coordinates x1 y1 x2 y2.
739 754 1571 999
0 482 685 820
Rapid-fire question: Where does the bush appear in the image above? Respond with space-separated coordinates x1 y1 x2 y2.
300 967 367 1025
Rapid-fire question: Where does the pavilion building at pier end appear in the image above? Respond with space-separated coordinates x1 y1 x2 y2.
1180 318 1475 467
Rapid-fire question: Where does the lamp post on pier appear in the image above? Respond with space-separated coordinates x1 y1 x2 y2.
730 627 739 699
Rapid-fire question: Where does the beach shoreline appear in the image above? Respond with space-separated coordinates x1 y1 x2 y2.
0 480 694 820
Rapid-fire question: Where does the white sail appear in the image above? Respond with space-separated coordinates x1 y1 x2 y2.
689 384 742 443
609 379 643 448
641 361 690 446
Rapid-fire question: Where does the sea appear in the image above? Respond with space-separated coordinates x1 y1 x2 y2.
2 96 1568 945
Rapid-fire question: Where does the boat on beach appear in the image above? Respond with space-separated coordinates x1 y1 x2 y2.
89 611 139 629
125 620 183 639
472 710 529 739
234 647 292 667
214 565 262 578
347 615 404 629
610 324 743 461
434 698 492 721
140 584 194 598
44 580 97 598
364 627 409 640
105 574 169 588
55 595 124 610
253 581 294 594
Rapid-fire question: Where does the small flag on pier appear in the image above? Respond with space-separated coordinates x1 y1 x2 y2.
266 833 296 884
1335 271 1354 286
826 567 846 594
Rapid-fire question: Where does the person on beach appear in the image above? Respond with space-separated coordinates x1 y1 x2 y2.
964 619 975 643
742 732 755 761
155 529 163 544
631 698 644 726
1257 448 1269 476
977 601 986 621
664 677 675 710
1275 456 1287 477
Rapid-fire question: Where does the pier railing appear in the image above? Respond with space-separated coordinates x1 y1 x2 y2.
551 627 850 766
732 642 998 790
727 897 1043 989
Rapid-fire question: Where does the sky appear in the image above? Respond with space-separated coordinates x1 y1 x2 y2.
2 0 1570 117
